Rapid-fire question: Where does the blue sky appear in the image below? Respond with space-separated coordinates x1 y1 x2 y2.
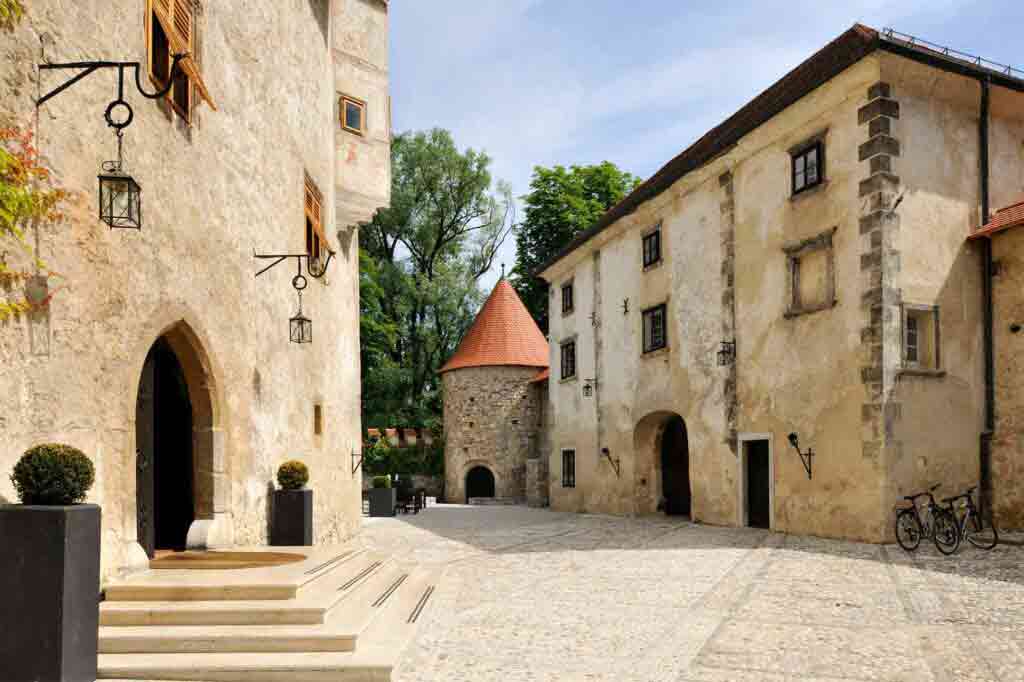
389 1 1022 289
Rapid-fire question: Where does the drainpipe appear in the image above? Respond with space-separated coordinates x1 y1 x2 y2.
978 77 994 516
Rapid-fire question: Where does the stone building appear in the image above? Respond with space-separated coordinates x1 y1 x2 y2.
539 25 1024 542
440 279 549 504
0 0 390 578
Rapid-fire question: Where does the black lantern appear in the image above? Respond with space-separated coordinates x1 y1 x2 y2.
289 287 312 344
717 340 736 366
582 378 596 397
98 131 141 229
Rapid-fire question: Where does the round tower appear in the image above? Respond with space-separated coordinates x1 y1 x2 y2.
439 279 549 504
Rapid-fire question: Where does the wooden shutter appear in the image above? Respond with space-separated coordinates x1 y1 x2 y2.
304 175 328 247
150 0 217 111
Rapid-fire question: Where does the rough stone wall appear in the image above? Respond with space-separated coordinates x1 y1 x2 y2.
992 228 1024 526
442 366 543 503
0 0 387 578
527 381 550 507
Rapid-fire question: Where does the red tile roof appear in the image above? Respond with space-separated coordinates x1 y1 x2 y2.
969 197 1024 239
529 368 550 384
439 280 549 374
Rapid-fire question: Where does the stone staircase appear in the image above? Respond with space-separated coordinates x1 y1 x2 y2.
97 547 437 681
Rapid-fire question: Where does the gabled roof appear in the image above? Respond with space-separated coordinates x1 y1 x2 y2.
439 279 549 374
537 24 1024 278
969 197 1024 240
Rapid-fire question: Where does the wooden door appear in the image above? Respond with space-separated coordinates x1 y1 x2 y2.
746 440 771 529
136 351 156 558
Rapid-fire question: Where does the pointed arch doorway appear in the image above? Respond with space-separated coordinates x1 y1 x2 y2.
135 323 218 558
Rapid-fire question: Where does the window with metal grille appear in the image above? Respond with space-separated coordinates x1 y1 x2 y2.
561 282 574 314
792 141 824 195
561 450 576 488
642 228 661 268
560 340 576 380
642 304 667 353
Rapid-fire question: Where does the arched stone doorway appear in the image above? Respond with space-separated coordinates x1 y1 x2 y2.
465 466 496 501
661 416 691 516
135 322 218 558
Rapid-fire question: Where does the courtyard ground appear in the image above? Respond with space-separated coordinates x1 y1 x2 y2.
358 504 1024 682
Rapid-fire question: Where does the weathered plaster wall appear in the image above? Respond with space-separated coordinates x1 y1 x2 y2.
0 0 387 578
442 366 543 503
992 227 1024 526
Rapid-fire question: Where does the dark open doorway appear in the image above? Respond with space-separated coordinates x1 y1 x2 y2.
136 337 195 556
745 439 771 529
465 466 495 501
661 416 691 516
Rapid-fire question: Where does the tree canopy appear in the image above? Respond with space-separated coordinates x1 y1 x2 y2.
511 162 640 332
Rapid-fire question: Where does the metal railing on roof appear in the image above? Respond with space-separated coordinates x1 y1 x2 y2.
881 27 1024 80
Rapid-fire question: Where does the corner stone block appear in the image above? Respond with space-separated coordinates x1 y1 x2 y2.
858 97 900 125
859 135 900 161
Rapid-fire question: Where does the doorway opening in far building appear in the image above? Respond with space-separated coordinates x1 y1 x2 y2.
660 415 691 516
741 436 773 530
465 465 496 501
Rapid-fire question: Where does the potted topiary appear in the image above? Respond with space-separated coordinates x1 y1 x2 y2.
270 460 312 546
1 444 100 682
368 475 396 517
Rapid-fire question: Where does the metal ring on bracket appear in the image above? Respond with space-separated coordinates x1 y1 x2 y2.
292 274 308 291
104 99 134 130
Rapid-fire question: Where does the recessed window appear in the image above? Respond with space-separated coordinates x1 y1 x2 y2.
561 450 576 488
903 305 940 370
314 404 323 435
783 228 837 318
146 0 215 123
560 340 576 380
340 95 366 135
792 141 825 195
561 281 574 314
304 173 329 272
642 227 662 268
642 304 667 354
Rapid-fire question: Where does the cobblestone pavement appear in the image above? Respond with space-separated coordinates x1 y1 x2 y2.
357 504 1024 682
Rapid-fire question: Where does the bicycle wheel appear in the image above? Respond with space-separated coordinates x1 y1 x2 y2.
966 511 999 550
895 509 922 551
931 508 961 555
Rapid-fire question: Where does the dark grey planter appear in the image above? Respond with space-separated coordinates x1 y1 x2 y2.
0 504 100 682
270 489 313 546
368 488 396 517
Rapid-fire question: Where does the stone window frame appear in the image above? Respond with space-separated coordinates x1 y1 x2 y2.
642 223 663 270
340 94 367 136
561 449 576 488
900 303 944 376
561 279 575 316
560 338 577 381
642 303 668 354
783 226 838 319
790 134 827 196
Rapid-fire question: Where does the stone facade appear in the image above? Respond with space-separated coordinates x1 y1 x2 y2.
540 39 1024 541
0 0 389 578
442 366 545 504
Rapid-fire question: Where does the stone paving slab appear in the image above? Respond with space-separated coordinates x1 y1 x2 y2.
358 505 1024 681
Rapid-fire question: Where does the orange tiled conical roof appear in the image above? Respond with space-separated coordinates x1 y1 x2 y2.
439 279 549 374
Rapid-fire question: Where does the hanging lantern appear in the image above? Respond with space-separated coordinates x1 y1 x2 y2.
717 340 736 366
98 130 141 229
289 283 312 344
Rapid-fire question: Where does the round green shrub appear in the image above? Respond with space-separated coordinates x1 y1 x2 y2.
277 460 309 490
11 444 95 505
371 475 391 489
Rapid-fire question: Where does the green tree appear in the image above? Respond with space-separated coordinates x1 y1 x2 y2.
511 162 640 332
360 129 512 428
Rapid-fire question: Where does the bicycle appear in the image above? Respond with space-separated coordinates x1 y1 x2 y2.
894 484 960 554
942 486 999 551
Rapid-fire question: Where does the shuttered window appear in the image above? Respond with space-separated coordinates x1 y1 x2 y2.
147 0 217 123
304 174 329 273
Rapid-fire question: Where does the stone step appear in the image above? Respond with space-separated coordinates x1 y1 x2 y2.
356 566 440 653
467 497 520 506
96 651 393 682
98 562 408 654
100 552 388 626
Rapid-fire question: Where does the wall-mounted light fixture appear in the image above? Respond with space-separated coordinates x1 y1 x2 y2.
787 432 813 479
717 340 736 366
582 378 597 397
288 271 312 344
600 447 620 477
622 298 630 315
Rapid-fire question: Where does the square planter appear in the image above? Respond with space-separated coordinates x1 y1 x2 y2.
0 504 101 682
368 488 396 517
270 489 313 546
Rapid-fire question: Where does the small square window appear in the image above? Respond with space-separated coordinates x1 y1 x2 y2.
642 304 667 354
561 450 576 488
341 95 366 135
561 282 574 314
560 340 576 380
903 305 940 370
642 228 662 268
792 141 825 195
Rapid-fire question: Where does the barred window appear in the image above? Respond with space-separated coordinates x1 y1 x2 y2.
561 282 574 314
561 450 576 488
560 340 576 380
642 304 667 353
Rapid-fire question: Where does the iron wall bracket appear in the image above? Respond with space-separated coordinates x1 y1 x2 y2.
351 451 363 475
253 251 335 280
600 448 620 478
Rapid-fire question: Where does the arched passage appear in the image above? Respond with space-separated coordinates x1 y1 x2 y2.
660 416 691 516
633 411 691 516
135 322 218 557
465 466 496 501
